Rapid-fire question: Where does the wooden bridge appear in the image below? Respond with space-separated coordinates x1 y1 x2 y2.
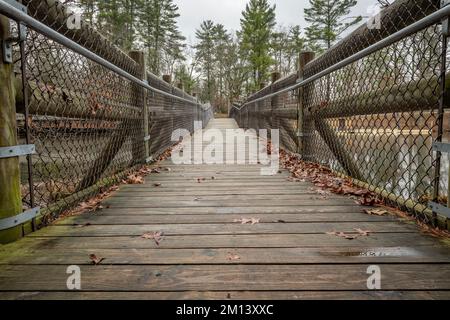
2 0 450 301
1 119 450 300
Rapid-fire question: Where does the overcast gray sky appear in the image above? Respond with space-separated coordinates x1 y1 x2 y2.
174 0 380 44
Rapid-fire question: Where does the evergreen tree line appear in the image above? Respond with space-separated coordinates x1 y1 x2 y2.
67 0 186 77
68 0 363 113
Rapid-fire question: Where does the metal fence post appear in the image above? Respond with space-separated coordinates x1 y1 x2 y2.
432 4 450 226
129 51 149 163
297 52 315 156
0 15 23 243
271 72 281 134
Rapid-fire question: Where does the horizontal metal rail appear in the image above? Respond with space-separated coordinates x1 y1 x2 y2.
234 4 450 110
0 0 202 106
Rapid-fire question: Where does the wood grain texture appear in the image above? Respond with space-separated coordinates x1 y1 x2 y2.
1 265 450 291
0 119 449 299
2 247 450 265
55 212 396 225
2 290 450 300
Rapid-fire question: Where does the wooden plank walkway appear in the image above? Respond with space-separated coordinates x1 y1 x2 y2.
1 119 450 300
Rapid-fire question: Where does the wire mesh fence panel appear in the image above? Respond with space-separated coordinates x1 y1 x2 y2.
6 0 212 224
232 0 449 225
17 30 144 218
303 24 443 218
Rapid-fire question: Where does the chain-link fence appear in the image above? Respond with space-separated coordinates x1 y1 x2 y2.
231 0 450 227
3 0 212 226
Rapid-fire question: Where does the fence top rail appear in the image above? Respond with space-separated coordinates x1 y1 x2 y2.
0 0 202 106
233 3 450 111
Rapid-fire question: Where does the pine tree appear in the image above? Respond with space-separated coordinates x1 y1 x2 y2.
270 27 287 74
213 24 231 109
161 28 186 76
223 35 250 104
239 0 276 89
304 0 362 51
70 0 140 50
96 0 132 48
195 20 217 102
139 0 185 76
174 64 197 94
286 26 304 73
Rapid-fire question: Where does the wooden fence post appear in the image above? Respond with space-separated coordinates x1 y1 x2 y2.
298 51 364 180
297 52 315 155
163 75 172 84
129 51 149 162
271 71 281 132
0 15 23 243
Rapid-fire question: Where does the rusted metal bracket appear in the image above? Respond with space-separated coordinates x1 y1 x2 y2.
429 202 450 219
1 39 12 63
433 142 450 154
0 207 39 231
1 0 27 63
0 144 35 159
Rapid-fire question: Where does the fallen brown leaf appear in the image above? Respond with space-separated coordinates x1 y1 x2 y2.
364 209 388 216
141 231 164 245
126 174 144 184
89 254 104 265
326 231 358 240
355 228 371 236
359 196 381 206
233 217 260 225
227 252 241 261
74 223 91 228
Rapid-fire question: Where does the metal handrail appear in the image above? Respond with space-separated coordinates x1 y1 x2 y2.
0 0 200 106
233 3 450 110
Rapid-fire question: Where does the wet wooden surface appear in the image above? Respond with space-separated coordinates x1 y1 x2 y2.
1 119 450 300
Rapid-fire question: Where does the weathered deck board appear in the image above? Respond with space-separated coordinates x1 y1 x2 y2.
56 213 397 225
2 233 445 249
1 265 450 291
2 247 450 265
77 206 369 215
30 221 417 237
2 291 449 300
0 118 449 300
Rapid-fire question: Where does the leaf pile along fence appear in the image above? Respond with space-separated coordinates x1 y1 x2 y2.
3 0 213 226
231 0 450 227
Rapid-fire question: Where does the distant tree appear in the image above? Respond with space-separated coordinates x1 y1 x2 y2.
304 0 362 51
95 0 133 48
213 24 231 107
161 30 186 76
239 0 276 89
269 25 305 76
64 0 187 82
195 20 217 102
174 64 196 94
223 35 250 104
70 0 142 50
139 0 185 76
285 26 305 73
270 27 288 74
